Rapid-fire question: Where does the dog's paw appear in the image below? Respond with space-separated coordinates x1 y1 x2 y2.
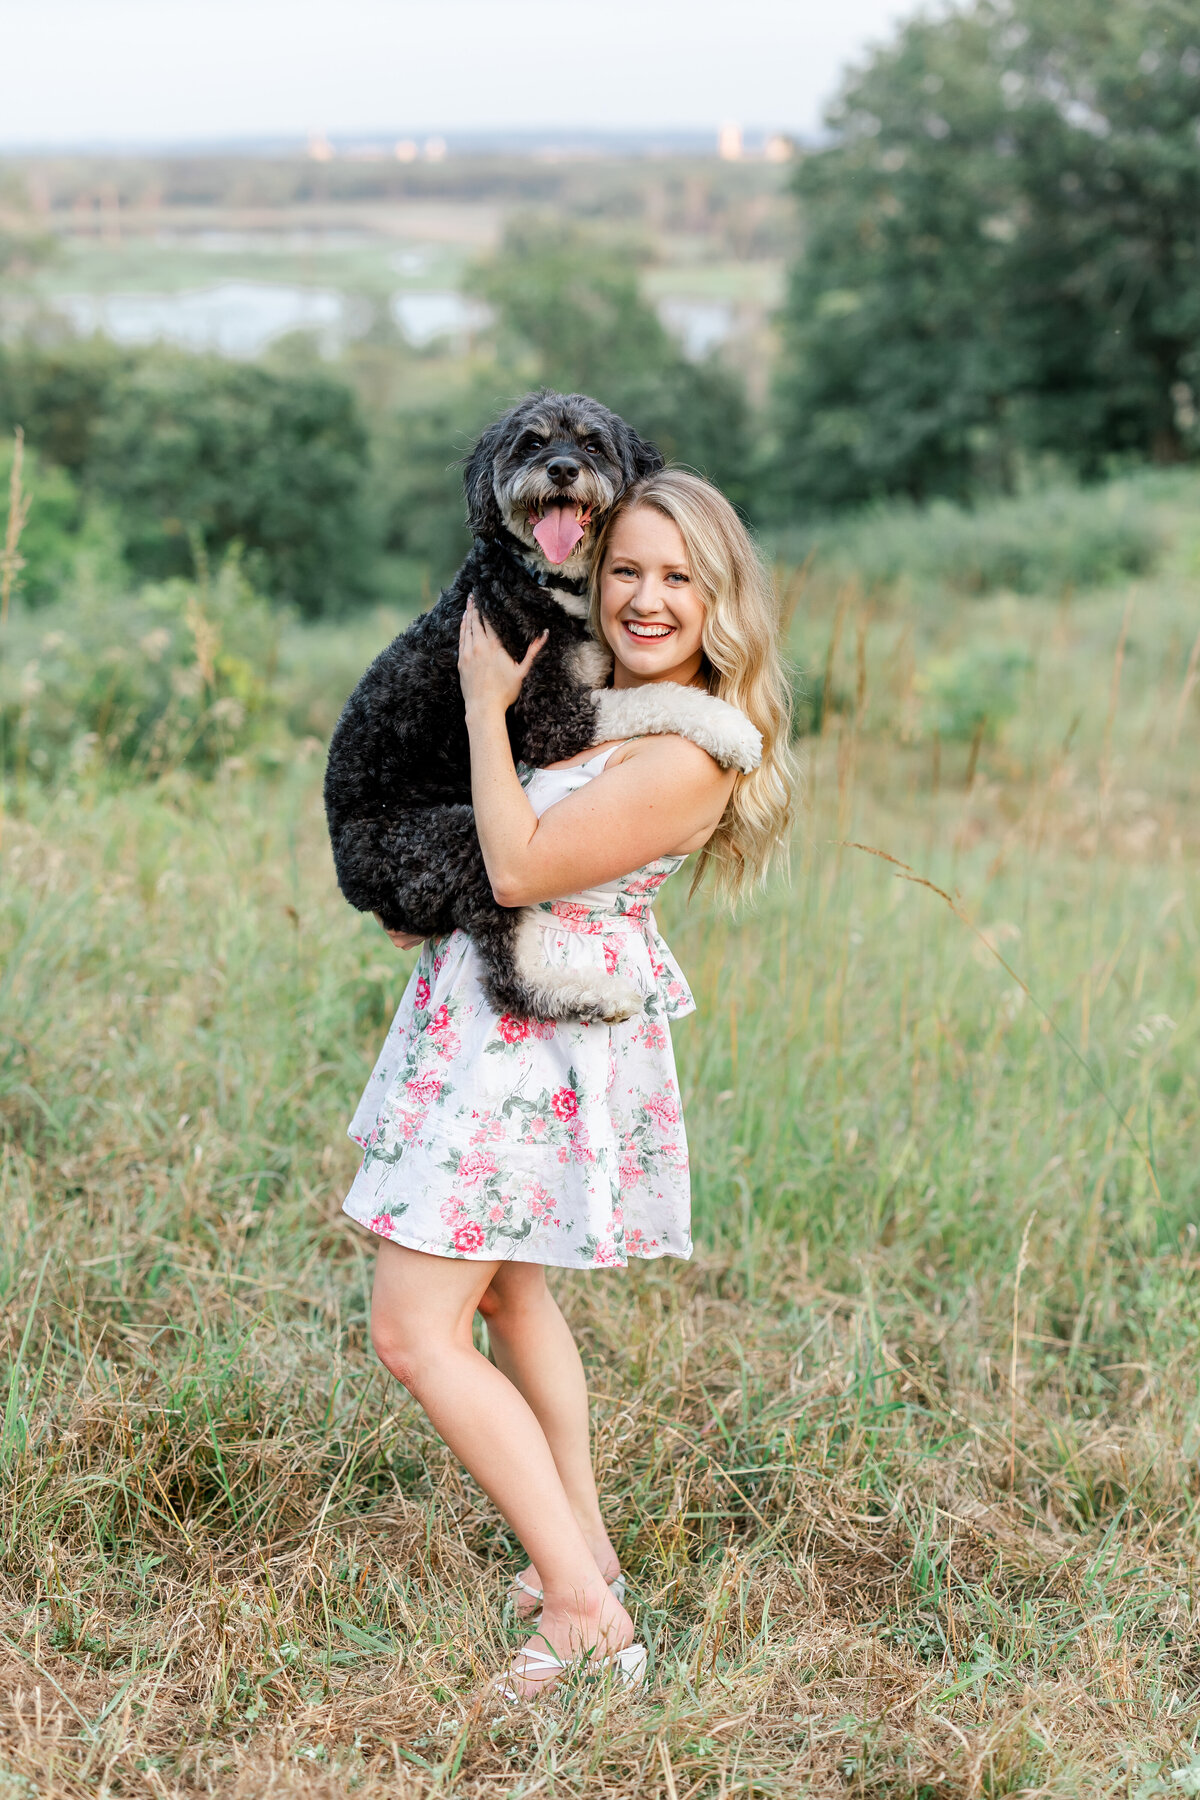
523 971 645 1025
576 977 644 1025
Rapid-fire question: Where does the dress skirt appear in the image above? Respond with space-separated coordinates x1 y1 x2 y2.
342 888 695 1268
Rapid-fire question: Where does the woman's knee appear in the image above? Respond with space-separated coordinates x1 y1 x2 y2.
370 1308 448 1391
477 1265 549 1328
370 1241 496 1388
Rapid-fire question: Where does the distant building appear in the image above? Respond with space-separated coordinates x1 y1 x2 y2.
394 139 418 162
717 122 743 162
424 136 447 163
308 129 334 163
765 134 794 163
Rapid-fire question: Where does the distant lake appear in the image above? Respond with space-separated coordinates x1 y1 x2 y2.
54 282 348 357
657 300 736 360
50 281 734 364
389 290 491 345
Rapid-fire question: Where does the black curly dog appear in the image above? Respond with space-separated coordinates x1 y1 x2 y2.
324 390 759 1024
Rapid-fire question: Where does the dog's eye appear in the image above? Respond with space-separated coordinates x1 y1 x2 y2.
517 433 544 456
582 439 604 455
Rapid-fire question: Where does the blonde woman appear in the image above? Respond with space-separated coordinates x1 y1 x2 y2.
343 470 794 1699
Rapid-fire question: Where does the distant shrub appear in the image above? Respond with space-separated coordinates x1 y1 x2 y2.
0 437 125 607
0 557 283 781
86 356 372 616
917 643 1032 741
0 341 374 616
782 481 1165 598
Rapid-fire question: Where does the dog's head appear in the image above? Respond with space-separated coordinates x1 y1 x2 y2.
463 391 663 588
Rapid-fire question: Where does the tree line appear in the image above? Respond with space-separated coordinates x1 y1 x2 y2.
1 0 1196 615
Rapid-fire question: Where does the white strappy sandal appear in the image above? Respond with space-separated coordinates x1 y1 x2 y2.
493 1638 647 1705
509 1570 626 1619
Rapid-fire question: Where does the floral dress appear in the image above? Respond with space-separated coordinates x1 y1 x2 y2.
341 745 695 1268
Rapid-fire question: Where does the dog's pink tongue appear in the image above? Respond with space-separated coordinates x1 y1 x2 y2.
532 504 584 565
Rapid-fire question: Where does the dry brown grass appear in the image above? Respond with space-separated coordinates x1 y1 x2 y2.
3 517 1200 1795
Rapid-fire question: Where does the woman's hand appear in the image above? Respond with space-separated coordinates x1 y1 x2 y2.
458 596 547 716
373 913 424 951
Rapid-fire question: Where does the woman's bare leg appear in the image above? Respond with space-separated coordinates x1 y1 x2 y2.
477 1265 620 1612
370 1240 632 1692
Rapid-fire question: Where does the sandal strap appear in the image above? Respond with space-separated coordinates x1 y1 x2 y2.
508 1646 564 1674
510 1571 624 1605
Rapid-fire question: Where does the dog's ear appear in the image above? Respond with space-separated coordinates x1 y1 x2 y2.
462 420 506 535
625 427 664 482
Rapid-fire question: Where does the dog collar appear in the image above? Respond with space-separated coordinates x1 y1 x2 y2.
491 533 589 598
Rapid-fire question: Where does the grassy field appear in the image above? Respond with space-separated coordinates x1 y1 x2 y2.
2 480 1200 1796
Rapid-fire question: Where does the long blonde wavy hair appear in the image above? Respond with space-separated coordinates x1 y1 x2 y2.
589 469 795 902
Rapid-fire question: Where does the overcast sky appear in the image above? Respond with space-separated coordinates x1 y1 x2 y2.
0 0 920 148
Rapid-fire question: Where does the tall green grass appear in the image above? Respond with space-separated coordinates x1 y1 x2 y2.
1 473 1200 1795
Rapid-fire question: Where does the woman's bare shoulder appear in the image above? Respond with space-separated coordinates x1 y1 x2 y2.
610 734 738 792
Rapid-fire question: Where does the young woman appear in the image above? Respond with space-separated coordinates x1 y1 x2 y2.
341 470 794 1699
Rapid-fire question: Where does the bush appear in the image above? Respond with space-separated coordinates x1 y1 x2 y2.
0 556 284 782
917 642 1032 741
778 480 1165 599
86 356 372 616
0 341 374 616
0 437 125 607
0 336 132 475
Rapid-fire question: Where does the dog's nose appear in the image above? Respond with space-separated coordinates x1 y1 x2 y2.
546 456 580 487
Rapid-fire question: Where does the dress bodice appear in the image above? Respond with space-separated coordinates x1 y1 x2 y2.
518 745 686 927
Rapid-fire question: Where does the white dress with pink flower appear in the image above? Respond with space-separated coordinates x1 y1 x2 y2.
341 746 695 1268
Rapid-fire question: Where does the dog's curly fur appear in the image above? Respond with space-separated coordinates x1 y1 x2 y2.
324 390 761 1023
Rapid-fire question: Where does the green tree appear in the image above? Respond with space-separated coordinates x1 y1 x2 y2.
1003 0 1200 465
771 0 1200 510
0 337 132 475
86 356 372 615
773 6 1017 509
471 221 751 506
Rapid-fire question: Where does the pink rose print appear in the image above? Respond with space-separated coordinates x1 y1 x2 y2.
369 1214 395 1237
551 1086 579 1121
414 975 431 1010
488 1203 506 1222
619 1158 643 1188
425 1004 460 1056
603 938 620 975
592 1241 623 1268
529 1018 556 1040
496 1014 530 1045
453 1221 485 1255
439 1195 467 1225
641 1021 667 1050
525 1182 555 1220
643 1091 680 1129
457 1148 499 1188
405 1072 443 1106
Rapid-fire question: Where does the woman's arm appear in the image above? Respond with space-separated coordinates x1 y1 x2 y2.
459 600 735 909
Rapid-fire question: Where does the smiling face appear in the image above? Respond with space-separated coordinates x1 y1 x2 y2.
598 505 707 690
